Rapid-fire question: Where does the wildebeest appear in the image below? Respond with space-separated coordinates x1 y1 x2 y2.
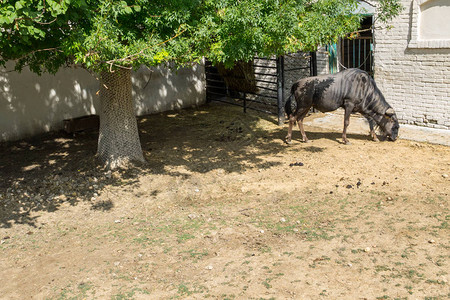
285 68 399 144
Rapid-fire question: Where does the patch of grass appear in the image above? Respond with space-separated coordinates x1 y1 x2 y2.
401 246 415 259
433 221 449 230
112 288 150 299
56 281 95 299
259 246 272 253
177 233 195 243
406 269 424 280
309 256 331 268
302 228 333 241
404 285 413 295
262 278 273 289
180 249 208 262
177 284 193 297
375 265 391 272
435 258 445 267
133 236 165 246
425 279 446 285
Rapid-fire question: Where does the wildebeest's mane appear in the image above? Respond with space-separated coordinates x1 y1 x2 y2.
361 72 392 119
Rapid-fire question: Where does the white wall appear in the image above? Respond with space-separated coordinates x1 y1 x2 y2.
133 63 205 116
0 62 206 141
373 0 450 129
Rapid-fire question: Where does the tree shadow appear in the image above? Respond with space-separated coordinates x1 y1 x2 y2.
137 103 287 176
0 101 372 228
0 129 139 228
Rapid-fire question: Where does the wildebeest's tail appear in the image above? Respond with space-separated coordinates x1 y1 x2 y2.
284 94 293 117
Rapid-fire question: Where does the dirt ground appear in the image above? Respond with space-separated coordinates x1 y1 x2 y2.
0 102 449 299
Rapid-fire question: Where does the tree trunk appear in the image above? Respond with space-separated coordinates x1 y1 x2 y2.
97 69 145 169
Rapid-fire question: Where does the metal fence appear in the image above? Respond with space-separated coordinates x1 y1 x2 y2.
205 52 316 125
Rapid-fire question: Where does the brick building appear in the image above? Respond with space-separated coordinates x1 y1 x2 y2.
373 0 450 129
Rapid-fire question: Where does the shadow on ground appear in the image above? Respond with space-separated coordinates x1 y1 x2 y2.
0 102 372 228
0 128 133 228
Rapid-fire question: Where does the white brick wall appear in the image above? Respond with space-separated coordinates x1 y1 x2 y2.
373 0 450 129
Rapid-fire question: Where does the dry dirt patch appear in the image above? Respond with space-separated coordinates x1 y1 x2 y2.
0 103 449 299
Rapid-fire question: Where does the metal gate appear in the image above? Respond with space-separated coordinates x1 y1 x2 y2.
329 16 374 76
205 52 316 125
339 36 373 75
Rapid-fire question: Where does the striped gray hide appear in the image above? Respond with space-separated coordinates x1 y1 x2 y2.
285 68 399 144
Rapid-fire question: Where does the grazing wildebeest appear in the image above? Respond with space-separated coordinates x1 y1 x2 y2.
285 68 399 144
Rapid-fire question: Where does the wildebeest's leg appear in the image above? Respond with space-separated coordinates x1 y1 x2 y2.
296 107 312 143
285 115 296 144
366 116 380 142
342 102 355 145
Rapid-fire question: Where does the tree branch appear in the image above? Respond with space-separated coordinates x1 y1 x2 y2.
13 47 63 63
13 0 61 26
359 0 375 7
104 26 187 69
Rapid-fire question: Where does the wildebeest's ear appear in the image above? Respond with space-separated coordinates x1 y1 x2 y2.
385 108 395 116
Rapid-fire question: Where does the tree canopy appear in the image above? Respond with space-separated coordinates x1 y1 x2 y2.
1 0 402 73
0 0 204 73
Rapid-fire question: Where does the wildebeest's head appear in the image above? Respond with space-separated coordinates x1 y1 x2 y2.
380 108 399 141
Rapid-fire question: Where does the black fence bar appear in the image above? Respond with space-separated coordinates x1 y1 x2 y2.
254 85 277 92
212 97 245 107
284 66 310 72
276 56 285 125
211 96 277 115
243 93 247 113
205 78 227 84
206 90 228 97
310 51 317 76
241 92 278 100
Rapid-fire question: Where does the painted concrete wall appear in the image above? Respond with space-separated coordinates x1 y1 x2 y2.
373 0 450 129
0 62 206 141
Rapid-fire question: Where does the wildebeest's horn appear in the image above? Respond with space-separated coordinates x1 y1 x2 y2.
385 108 395 116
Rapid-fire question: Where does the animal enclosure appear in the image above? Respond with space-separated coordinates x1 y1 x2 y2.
205 52 317 125
0 103 448 299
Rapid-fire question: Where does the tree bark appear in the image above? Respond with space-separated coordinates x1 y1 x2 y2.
97 69 145 169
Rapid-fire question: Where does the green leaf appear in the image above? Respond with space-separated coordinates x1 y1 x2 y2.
123 6 132 14
15 1 25 10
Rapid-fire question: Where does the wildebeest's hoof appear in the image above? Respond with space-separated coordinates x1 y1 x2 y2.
285 139 292 145
344 140 351 145
303 139 311 143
